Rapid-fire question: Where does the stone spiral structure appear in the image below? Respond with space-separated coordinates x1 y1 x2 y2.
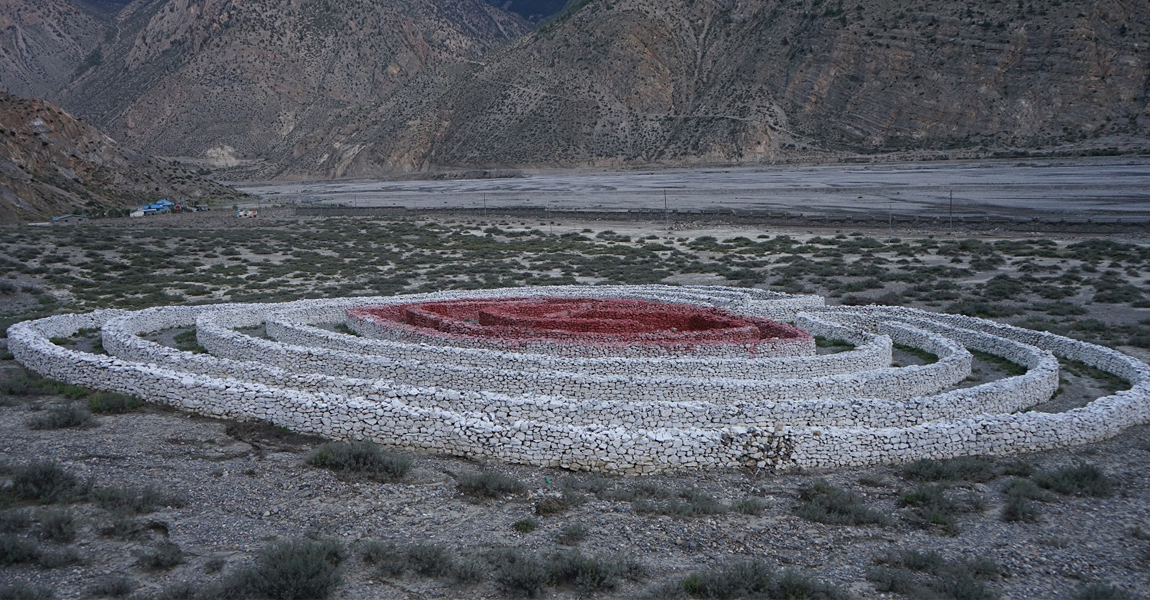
8 285 1150 474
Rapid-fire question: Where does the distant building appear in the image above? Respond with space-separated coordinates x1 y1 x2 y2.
49 214 88 225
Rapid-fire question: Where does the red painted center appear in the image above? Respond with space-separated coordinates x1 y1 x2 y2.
348 297 809 348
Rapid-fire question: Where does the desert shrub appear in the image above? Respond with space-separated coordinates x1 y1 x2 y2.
362 540 457 579
305 442 411 481
945 300 1020 318
512 518 539 533
36 547 81 569
33 380 90 400
1001 478 1054 523
361 540 406 577
555 522 588 545
680 559 845 599
7 462 83 504
0 534 39 565
87 393 143 414
91 485 186 515
205 556 227 574
870 548 1001 600
546 549 644 594
0 509 31 533
86 575 135 598
135 541 184 570
634 489 728 517
489 548 548 597
0 375 43 397
902 456 1000 483
732 497 769 515
794 480 889 526
457 471 527 498
214 538 345 600
1001 492 1040 523
37 509 76 543
26 405 94 430
0 583 55 600
1033 463 1114 497
901 485 984 534
450 557 487 584
405 543 453 577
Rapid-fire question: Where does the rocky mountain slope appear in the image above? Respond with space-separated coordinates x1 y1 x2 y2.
0 91 246 222
484 0 571 22
50 0 529 171
0 0 107 100
265 0 1150 177
4 0 1147 179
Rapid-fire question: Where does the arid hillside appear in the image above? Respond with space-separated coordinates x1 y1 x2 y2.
266 0 1150 177
49 0 529 170
0 92 246 222
0 0 107 100
3 0 1147 179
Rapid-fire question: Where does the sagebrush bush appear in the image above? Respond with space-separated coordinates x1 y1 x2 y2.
680 559 845 600
901 484 984 534
732 497 768 515
794 480 889 526
25 405 94 430
8 462 83 504
306 442 412 481
490 548 548 597
0 509 31 533
36 510 76 543
902 456 1000 483
213 538 346 600
512 518 539 533
136 541 184 570
86 576 135 598
90 485 186 515
405 543 453 577
87 392 143 414
457 471 527 498
0 534 39 565
36 547 81 569
1034 463 1114 497
870 547 1001 600
546 549 644 594
555 522 588 545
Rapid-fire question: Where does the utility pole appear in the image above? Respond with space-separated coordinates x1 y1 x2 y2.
664 188 669 231
483 192 487 218
949 189 954 234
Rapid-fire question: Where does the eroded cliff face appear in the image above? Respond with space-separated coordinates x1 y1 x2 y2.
53 0 529 167
0 91 246 222
4 0 1146 179
269 0 1148 178
0 0 105 99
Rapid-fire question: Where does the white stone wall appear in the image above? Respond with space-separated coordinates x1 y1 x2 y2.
8 285 1149 473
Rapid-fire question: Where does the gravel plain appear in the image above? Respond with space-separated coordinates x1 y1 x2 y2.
1 207 1148 599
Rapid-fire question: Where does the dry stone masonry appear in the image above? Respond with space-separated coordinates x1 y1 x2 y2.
8 285 1150 474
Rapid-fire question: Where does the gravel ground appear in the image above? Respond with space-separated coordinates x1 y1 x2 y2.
1 348 1147 600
